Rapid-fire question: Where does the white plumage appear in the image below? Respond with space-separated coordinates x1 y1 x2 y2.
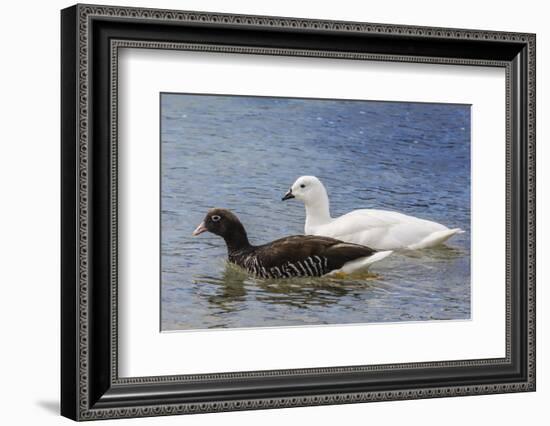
324 249 393 276
283 176 464 251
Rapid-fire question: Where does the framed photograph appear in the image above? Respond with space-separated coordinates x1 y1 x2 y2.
61 4 536 421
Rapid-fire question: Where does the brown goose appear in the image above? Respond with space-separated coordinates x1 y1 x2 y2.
192 208 392 279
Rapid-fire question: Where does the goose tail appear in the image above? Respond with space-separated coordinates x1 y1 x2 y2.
363 250 393 266
326 250 392 276
408 228 465 250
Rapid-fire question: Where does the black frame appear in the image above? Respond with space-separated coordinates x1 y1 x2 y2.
61 4 536 421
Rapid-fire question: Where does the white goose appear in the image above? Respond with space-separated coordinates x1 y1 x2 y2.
282 176 464 251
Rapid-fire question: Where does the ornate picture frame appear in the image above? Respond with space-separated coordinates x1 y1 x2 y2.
61 4 535 421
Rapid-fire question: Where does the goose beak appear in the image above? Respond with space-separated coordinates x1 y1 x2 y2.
282 189 295 201
192 221 208 236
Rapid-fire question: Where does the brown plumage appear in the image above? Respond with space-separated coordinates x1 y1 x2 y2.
192 208 386 279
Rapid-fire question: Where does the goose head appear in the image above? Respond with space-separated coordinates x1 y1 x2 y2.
282 176 327 204
192 208 250 250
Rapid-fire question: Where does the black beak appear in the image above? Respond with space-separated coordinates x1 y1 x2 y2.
282 189 295 201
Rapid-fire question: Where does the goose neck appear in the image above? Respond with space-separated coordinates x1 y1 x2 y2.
304 196 332 227
223 226 251 254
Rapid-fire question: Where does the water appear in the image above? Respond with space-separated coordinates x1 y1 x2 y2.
160 93 471 331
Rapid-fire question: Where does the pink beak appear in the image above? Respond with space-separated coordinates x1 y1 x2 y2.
192 221 208 236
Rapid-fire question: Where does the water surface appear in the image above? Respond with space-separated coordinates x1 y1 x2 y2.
161 93 471 331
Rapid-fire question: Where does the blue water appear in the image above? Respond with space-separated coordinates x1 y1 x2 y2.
160 93 471 331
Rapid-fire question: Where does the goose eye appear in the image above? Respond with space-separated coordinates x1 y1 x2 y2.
211 215 221 222
300 184 306 188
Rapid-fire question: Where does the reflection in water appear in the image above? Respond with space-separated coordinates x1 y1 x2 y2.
400 245 466 260
160 95 471 331
256 279 349 309
203 263 359 315
204 264 247 313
